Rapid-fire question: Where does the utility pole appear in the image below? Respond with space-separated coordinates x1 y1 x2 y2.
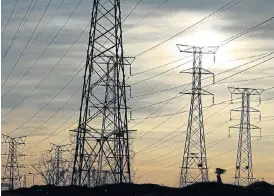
229 87 263 186
1 134 26 190
178 44 218 187
71 0 134 186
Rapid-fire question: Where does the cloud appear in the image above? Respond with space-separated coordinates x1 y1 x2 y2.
1 0 274 185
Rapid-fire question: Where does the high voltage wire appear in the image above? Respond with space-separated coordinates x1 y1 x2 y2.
130 53 273 129
22 110 79 153
25 0 65 53
134 100 235 154
130 58 192 86
134 95 272 168
20 47 274 162
2 0 53 87
133 56 274 153
3 1 112 137
125 0 169 32
130 15 274 87
3 0 142 155
23 86 82 138
1 0 84 100
135 0 241 57
2 0 66 88
2 0 266 127
2 0 136 121
132 55 190 76
122 0 142 23
135 121 237 168
2 19 87 120
137 138 264 180
131 52 270 83
14 0 144 154
1 0 37 62
132 53 273 99
2 0 19 36
5 60 84 135
220 16 274 46
3 0 272 175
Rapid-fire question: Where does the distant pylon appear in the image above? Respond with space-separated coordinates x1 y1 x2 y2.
1 134 26 190
229 87 263 186
22 175 26 188
31 143 70 186
71 0 134 187
50 143 70 186
178 44 218 187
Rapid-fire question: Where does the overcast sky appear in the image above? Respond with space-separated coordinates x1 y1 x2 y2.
1 0 274 186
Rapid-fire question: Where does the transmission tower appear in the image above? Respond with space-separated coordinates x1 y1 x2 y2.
229 87 263 186
71 0 134 187
31 144 71 186
50 143 71 186
22 175 26 188
177 44 218 187
1 134 26 190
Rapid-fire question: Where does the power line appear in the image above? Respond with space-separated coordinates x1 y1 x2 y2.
2 0 53 87
133 54 274 152
125 0 169 32
131 53 273 101
2 0 66 89
2 0 84 100
2 0 19 36
2 0 37 61
134 93 272 170
135 0 240 57
131 59 192 85
135 100 234 155
220 16 274 46
122 0 142 23
131 55 190 76
23 110 79 153
25 0 65 52
5 60 84 135
25 85 82 138
2 9 87 119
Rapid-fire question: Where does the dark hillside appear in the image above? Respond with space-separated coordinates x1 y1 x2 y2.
2 182 273 196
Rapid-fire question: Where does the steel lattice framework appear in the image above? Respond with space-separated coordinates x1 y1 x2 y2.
31 143 71 186
71 0 133 186
1 134 26 190
229 87 263 186
178 45 218 187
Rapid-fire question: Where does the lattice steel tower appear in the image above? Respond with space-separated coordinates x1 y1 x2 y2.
1 134 26 190
178 45 218 187
71 0 133 186
229 87 263 186
50 143 70 186
31 144 71 186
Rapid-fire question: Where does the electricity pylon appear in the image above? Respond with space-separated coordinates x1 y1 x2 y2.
31 144 70 186
177 44 218 187
1 134 26 190
22 175 26 188
50 143 70 186
71 0 134 186
229 87 263 186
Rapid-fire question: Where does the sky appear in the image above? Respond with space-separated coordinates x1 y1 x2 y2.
1 0 274 187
